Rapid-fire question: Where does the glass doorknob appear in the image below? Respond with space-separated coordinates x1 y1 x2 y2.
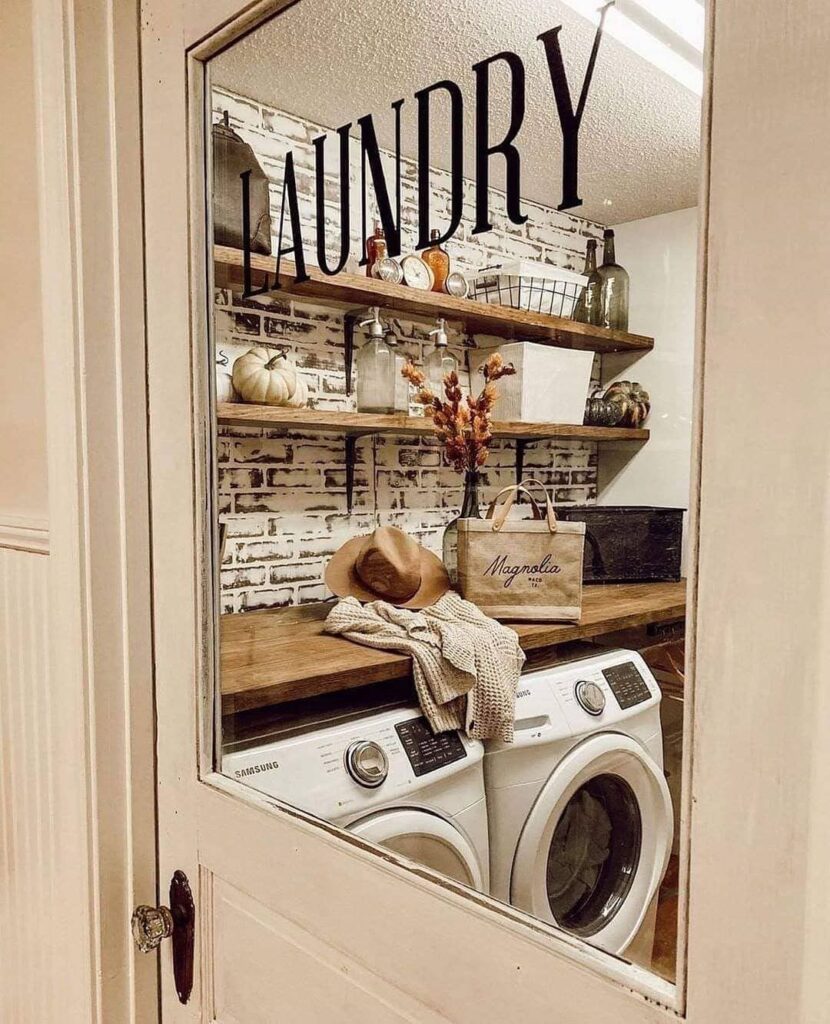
131 870 195 1004
132 904 174 953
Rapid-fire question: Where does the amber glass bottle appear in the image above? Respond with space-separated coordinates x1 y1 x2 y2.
422 229 450 292
365 222 387 278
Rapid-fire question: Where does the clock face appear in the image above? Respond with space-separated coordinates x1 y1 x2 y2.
401 255 435 290
373 257 403 284
445 272 469 298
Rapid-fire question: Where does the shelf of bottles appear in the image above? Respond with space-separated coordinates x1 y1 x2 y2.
212 247 654 356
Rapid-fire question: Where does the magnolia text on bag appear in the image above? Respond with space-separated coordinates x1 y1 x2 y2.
484 554 563 589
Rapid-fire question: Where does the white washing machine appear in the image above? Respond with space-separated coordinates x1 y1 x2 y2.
485 649 673 956
223 705 490 892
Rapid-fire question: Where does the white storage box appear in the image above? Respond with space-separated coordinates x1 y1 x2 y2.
469 341 594 424
469 259 588 320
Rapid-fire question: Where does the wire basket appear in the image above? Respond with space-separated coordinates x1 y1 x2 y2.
469 259 588 320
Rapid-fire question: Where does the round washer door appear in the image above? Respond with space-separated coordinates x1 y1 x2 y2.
350 809 485 891
510 733 673 955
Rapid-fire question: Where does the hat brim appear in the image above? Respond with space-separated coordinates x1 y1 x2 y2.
325 534 450 609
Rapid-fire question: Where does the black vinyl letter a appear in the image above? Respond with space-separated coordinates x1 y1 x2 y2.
274 152 310 287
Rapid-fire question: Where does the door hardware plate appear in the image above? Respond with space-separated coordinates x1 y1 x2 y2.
170 870 195 1005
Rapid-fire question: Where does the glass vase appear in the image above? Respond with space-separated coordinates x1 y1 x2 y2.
443 471 482 587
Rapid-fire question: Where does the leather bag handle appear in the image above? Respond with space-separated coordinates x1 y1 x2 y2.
486 479 557 533
518 478 558 532
487 481 544 524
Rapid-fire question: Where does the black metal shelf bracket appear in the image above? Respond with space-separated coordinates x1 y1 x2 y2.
515 439 532 492
344 312 360 396
344 433 371 513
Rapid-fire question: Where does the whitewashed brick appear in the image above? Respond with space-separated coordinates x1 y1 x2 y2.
213 85 602 611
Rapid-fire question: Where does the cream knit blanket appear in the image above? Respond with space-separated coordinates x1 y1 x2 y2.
324 592 525 741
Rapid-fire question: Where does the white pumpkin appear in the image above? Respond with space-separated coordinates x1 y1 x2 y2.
232 347 309 408
216 349 238 403
216 369 237 403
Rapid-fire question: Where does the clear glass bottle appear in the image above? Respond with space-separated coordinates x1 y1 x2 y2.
422 229 451 293
356 307 395 413
365 221 387 278
572 239 602 325
597 229 630 331
442 471 482 587
425 318 457 394
384 328 410 414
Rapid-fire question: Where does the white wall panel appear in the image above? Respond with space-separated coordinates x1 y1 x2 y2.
0 542 51 1023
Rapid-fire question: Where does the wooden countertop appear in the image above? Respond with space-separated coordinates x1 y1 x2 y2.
220 581 686 716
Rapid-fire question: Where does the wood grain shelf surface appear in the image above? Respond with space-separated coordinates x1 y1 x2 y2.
216 404 650 443
220 581 686 716
214 245 654 355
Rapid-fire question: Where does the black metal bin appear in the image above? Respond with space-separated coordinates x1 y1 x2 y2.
556 506 684 584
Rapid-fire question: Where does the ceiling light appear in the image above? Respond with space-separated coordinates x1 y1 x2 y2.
558 0 705 96
626 0 704 53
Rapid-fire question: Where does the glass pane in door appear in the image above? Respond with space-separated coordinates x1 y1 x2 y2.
202 0 706 991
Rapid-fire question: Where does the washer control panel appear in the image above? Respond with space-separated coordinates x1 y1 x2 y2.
395 717 467 777
602 660 653 709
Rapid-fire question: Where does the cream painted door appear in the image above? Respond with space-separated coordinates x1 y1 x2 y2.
141 1 830 1022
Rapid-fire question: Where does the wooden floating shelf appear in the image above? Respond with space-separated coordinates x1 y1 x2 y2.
220 581 686 716
216 404 649 443
214 245 654 355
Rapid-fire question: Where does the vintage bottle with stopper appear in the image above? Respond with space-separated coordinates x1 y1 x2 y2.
596 228 630 330
422 229 451 293
356 307 395 413
364 221 387 278
424 318 457 393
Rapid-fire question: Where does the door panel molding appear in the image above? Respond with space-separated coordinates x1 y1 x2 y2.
0 514 49 555
208 873 452 1023
198 778 675 1022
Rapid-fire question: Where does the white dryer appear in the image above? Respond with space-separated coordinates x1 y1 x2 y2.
223 706 490 892
485 649 673 956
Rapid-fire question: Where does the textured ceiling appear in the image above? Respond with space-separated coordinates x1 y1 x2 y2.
212 0 702 225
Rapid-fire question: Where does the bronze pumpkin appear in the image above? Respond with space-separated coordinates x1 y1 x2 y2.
603 380 651 428
584 387 624 427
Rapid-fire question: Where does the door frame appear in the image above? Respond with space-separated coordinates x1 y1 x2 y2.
146 1 830 1018
29 0 158 1021
34 0 830 1019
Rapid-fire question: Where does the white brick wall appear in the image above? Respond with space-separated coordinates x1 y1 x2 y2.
213 87 603 613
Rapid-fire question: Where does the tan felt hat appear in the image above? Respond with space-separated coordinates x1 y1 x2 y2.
325 526 450 609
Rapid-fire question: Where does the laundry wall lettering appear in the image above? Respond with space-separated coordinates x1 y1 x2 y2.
241 3 613 294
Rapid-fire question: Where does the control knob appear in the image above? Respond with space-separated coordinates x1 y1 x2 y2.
575 679 606 716
345 740 389 788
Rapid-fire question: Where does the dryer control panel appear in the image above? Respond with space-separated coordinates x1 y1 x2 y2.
602 660 653 709
502 649 662 753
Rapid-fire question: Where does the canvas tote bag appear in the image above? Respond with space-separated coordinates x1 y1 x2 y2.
457 479 585 622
